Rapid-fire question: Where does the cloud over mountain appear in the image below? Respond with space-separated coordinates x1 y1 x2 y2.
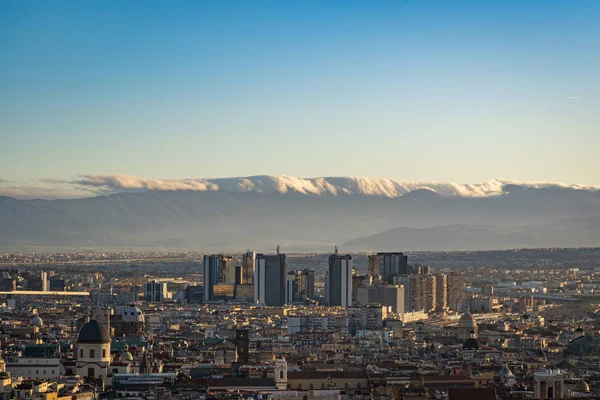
65 174 600 199
1 174 599 200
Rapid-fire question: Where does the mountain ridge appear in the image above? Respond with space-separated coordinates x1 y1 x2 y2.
1 185 599 251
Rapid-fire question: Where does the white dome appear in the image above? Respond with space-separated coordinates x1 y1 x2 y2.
120 304 145 323
32 316 44 327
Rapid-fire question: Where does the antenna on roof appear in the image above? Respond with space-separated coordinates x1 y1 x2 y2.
334 246 338 255
276 245 280 255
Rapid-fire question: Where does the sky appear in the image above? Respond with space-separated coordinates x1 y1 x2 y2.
1 1 599 198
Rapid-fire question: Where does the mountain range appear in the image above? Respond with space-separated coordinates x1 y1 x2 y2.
1 175 599 252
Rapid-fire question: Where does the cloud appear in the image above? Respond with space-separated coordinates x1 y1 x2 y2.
60 174 600 199
568 96 581 100
0 185 97 200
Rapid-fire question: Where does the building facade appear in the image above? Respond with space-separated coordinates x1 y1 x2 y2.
328 253 353 308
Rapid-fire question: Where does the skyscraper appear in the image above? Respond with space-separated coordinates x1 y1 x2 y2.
425 275 437 312
203 255 235 301
241 251 256 284
367 255 380 278
447 271 466 311
254 252 286 306
286 269 315 303
435 274 448 311
377 252 409 283
396 275 427 312
40 271 49 292
327 253 353 308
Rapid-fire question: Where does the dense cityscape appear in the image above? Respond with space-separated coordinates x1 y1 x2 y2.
1 248 600 399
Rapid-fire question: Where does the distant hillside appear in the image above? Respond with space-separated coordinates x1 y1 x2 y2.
1 179 599 252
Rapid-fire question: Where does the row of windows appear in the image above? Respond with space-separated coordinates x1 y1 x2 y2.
79 348 107 358
23 370 55 375
295 383 359 389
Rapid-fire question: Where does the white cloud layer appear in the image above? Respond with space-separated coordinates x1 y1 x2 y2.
61 174 600 198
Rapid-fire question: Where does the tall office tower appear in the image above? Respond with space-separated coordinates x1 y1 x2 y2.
378 252 408 283
425 275 437 312
220 256 237 284
446 271 466 310
367 255 381 278
204 255 236 301
357 285 405 315
144 280 168 302
327 253 353 308
241 251 256 284
396 275 427 312
286 269 315 303
254 252 286 306
40 271 49 292
435 274 448 311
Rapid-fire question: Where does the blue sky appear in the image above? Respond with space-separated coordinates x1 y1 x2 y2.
1 1 599 197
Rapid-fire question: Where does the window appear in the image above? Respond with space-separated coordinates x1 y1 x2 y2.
321 383 325 389
90 349 95 358
280 371 284 379
80 349 83 358
298 384 302 389
88 367 94 378
310 384 313 390
102 349 106 358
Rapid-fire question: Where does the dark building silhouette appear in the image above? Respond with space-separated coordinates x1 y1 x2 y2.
234 329 250 363
254 252 286 306
377 252 409 283
328 253 353 308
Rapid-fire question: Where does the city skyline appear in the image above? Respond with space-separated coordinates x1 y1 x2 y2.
2 0 599 197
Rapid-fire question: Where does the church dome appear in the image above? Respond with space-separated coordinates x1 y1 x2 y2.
121 304 145 323
32 315 44 327
573 380 590 392
458 312 477 329
120 350 134 361
78 320 110 344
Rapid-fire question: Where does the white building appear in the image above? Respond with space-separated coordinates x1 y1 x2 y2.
534 369 566 399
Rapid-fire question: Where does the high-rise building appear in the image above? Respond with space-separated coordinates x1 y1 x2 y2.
328 253 353 308
377 253 409 283
395 275 427 312
286 269 315 303
254 252 286 306
41 271 49 292
425 275 437 312
447 272 466 311
204 255 236 301
241 251 256 284
357 285 405 315
367 255 380 278
144 280 168 302
435 274 448 311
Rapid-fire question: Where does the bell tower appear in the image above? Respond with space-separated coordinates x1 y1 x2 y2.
274 358 288 390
